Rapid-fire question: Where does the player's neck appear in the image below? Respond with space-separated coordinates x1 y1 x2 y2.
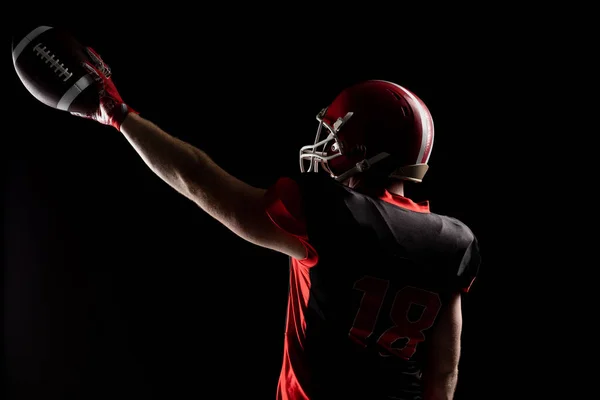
346 176 405 197
386 180 405 196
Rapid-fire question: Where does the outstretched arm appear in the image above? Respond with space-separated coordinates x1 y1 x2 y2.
74 47 305 260
118 112 306 259
120 113 256 229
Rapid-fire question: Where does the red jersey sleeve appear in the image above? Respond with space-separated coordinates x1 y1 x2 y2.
264 177 319 267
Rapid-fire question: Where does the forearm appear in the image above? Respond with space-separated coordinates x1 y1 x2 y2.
118 112 248 223
119 113 207 199
423 369 458 400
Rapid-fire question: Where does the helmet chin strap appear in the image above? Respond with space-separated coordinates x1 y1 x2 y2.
334 152 391 182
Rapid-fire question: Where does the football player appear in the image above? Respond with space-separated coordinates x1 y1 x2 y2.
70 48 481 400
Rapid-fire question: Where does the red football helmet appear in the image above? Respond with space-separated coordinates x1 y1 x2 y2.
299 80 434 183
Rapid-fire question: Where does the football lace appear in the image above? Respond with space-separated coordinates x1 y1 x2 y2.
33 42 73 82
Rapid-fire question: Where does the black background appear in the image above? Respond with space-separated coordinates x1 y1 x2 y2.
4 9 572 400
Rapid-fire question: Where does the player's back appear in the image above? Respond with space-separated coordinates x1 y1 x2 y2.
284 173 479 399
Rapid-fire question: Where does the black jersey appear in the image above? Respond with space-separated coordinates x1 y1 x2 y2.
266 173 480 400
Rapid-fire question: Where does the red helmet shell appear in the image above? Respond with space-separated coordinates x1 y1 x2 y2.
323 80 434 179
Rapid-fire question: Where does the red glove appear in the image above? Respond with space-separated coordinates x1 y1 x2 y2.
72 47 138 130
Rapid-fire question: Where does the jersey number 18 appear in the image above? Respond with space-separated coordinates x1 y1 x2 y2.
349 275 442 360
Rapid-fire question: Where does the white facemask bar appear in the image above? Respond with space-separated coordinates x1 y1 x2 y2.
299 108 354 174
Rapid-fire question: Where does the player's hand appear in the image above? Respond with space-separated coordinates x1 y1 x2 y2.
71 47 138 130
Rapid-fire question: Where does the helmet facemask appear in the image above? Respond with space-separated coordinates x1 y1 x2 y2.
299 107 354 177
299 108 392 182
